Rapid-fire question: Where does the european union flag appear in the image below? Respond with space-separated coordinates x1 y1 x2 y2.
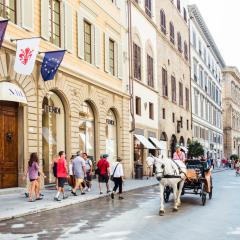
0 20 8 48
41 50 65 81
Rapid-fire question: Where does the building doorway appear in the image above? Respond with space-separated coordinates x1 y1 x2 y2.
0 102 18 188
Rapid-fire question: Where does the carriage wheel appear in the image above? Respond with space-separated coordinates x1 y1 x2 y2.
164 186 171 203
209 177 213 200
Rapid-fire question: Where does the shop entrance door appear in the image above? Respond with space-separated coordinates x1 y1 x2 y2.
0 102 18 188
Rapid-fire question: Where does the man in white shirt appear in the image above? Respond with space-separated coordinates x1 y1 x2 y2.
111 157 124 200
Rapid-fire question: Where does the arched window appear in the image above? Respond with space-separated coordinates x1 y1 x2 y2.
79 101 95 160
177 0 181 12
184 41 188 60
183 8 187 22
160 9 166 34
169 22 175 44
177 32 182 53
133 33 142 81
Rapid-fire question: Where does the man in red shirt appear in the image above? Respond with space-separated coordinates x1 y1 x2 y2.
54 151 68 201
97 154 110 194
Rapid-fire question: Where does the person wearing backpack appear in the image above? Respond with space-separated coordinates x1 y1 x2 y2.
111 157 124 200
82 153 93 191
97 154 110 194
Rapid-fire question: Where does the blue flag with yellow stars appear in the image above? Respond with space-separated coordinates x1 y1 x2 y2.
41 50 65 81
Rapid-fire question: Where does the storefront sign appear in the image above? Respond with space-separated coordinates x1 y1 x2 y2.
106 119 115 125
0 82 28 104
43 105 61 114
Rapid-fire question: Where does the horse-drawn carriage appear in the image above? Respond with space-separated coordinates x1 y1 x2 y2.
164 159 213 206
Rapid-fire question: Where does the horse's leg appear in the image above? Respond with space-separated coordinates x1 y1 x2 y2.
159 183 165 216
177 179 185 207
172 182 178 212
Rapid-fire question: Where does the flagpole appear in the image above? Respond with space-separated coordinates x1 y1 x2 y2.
10 36 41 42
38 49 67 54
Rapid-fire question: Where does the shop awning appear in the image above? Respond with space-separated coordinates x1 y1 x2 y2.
149 137 167 150
0 82 27 105
134 134 156 149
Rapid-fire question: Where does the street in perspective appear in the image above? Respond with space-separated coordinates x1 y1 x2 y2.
0 0 240 240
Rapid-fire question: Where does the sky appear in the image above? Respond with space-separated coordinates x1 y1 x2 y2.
187 0 240 69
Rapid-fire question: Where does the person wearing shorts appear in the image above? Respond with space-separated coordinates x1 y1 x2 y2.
97 154 110 194
54 151 68 201
83 153 93 191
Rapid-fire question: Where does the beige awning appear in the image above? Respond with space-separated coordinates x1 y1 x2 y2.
149 137 167 150
0 82 27 105
134 134 156 149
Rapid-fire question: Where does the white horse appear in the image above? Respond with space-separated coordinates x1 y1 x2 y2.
147 154 187 216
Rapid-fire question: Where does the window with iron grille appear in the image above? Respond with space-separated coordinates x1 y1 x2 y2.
179 82 183 106
133 43 141 80
184 41 188 60
177 32 182 53
147 55 154 88
109 39 115 75
136 96 141 116
170 22 175 44
84 21 92 63
162 68 168 97
145 0 152 17
177 0 181 12
49 0 61 47
185 87 189 111
149 103 154 119
0 0 16 23
171 75 176 102
160 10 166 34
162 108 165 120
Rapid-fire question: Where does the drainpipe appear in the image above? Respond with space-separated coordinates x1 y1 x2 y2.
128 0 135 133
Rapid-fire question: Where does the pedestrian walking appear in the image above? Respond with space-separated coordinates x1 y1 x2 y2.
82 153 93 191
24 153 43 202
111 157 124 200
54 151 68 201
97 154 111 194
71 152 86 196
68 155 75 190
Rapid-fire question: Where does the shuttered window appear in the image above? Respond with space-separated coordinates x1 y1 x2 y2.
136 97 141 116
133 43 141 80
171 75 176 102
109 39 115 76
160 10 166 34
185 87 189 110
177 0 181 12
184 41 188 60
147 55 154 88
0 0 16 23
177 32 182 53
149 103 154 120
84 21 92 63
49 0 61 47
162 68 168 97
145 0 152 17
179 82 183 106
170 22 175 44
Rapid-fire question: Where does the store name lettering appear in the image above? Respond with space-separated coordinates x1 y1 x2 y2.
44 105 61 114
106 119 115 125
8 88 25 98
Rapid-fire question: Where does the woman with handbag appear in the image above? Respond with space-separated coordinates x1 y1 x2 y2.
111 157 124 200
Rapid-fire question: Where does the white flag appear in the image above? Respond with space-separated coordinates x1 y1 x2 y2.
14 38 40 75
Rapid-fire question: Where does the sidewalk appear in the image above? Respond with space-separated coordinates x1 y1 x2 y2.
0 178 158 222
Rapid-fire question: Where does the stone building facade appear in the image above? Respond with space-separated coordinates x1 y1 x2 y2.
156 0 192 157
222 67 240 159
0 0 132 189
189 5 225 160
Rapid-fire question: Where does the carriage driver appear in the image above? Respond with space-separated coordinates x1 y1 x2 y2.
173 144 186 163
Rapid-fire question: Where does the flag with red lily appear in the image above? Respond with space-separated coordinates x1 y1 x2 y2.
14 38 40 75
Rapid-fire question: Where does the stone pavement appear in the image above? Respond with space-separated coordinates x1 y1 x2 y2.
0 178 158 222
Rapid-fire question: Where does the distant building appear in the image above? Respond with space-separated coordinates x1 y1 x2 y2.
222 67 240 159
188 5 225 160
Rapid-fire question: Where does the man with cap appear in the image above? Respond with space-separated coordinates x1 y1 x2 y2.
97 154 111 194
173 144 186 162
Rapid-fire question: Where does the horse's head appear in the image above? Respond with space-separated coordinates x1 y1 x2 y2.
154 155 166 181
